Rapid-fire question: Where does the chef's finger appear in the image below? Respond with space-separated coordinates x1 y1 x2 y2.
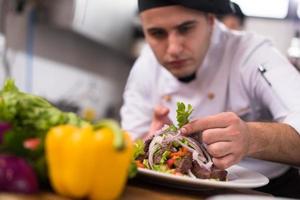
180 112 234 135
206 141 232 158
212 154 236 170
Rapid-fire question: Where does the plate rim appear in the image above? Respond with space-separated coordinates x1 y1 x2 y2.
137 165 269 189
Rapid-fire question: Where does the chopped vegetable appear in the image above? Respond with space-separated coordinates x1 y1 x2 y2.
0 154 38 193
23 138 41 150
160 151 170 164
166 158 176 168
46 120 133 200
135 160 144 168
0 79 86 185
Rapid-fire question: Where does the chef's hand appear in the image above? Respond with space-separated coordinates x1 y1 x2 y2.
144 105 172 140
180 112 251 169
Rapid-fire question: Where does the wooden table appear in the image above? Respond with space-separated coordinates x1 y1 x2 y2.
0 178 270 200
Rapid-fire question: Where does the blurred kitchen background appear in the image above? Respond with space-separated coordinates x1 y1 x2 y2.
0 0 299 122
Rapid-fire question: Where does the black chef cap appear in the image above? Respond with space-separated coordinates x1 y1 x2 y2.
138 0 234 14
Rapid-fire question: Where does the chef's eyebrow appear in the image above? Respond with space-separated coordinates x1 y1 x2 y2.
176 20 198 30
146 19 198 33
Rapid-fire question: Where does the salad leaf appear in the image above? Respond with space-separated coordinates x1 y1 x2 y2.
0 122 11 144
128 139 146 179
127 161 137 179
133 139 145 159
143 159 150 169
152 164 174 173
176 102 193 129
160 151 170 164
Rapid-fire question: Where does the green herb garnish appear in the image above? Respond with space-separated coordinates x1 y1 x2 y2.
165 102 193 132
176 102 193 128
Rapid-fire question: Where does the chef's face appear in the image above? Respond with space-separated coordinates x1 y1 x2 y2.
140 6 215 78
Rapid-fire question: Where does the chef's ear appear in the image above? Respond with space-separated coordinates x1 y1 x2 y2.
206 13 216 26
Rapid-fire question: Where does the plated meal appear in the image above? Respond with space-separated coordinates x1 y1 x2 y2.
133 102 269 189
134 102 227 181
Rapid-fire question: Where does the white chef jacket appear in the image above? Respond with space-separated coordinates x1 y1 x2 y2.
120 21 300 179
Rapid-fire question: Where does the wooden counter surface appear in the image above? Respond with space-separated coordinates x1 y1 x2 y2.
0 178 270 200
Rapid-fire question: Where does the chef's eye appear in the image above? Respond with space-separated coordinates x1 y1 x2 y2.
178 24 194 34
148 29 167 39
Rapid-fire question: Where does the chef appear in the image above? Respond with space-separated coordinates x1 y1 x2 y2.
120 0 300 197
217 2 246 30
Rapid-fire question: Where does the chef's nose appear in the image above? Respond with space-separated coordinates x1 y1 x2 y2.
167 33 184 57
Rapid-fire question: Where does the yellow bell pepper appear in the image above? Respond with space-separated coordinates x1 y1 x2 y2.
45 119 133 200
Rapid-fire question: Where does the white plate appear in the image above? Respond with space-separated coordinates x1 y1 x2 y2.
137 165 269 189
207 194 293 200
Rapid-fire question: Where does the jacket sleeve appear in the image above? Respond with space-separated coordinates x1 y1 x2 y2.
241 40 300 134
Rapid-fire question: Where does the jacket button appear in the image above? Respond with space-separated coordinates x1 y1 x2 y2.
207 92 215 100
163 95 172 102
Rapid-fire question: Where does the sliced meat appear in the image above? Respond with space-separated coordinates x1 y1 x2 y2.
191 162 228 180
210 167 228 181
191 161 211 179
174 153 193 174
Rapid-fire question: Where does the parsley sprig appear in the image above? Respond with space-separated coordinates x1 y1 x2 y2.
176 102 193 128
167 102 193 131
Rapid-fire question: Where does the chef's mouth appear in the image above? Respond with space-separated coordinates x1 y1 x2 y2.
167 59 188 68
